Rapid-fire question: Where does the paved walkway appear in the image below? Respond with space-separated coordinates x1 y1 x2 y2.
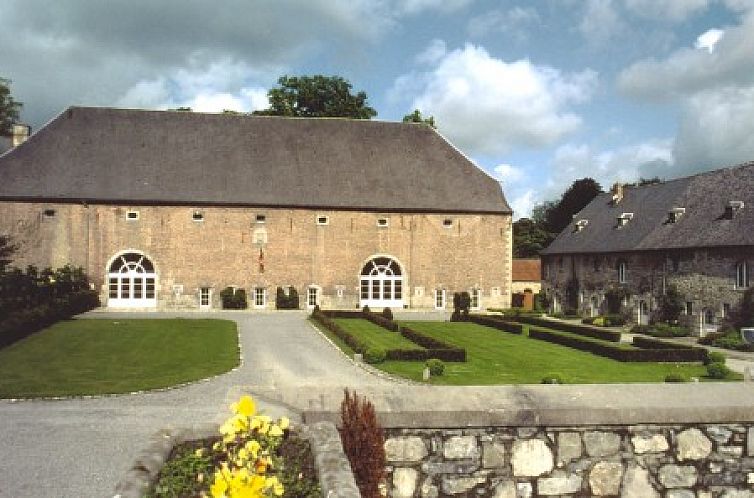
0 311 393 498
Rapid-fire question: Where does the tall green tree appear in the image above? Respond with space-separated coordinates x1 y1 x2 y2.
543 178 602 234
254 75 377 119
0 78 22 136
402 109 436 128
513 218 555 258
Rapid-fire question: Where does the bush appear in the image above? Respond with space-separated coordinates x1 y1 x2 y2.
362 305 370 313
275 286 299 309
340 390 385 498
706 351 727 365
381 307 393 321
220 287 248 309
664 373 687 383
541 373 564 384
513 315 622 342
363 310 399 332
425 359 445 376
467 315 524 334
603 314 626 326
452 292 471 316
706 362 731 379
364 347 386 364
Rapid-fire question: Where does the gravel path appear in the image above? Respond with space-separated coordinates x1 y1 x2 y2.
0 311 393 498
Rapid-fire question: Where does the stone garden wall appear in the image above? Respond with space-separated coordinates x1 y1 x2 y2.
384 423 754 498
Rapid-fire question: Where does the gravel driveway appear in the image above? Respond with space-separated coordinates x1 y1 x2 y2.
0 311 393 498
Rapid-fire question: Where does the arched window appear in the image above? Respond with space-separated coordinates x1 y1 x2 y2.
736 261 749 289
107 251 157 307
359 256 404 308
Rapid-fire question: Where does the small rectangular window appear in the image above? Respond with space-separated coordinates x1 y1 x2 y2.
254 287 266 308
192 211 204 222
685 301 693 315
336 287 344 298
256 214 266 223
376 217 389 227
308 287 318 307
316 215 329 225
200 287 211 308
435 289 446 309
722 303 731 318
126 210 139 221
43 209 56 218
443 219 453 228
471 289 481 310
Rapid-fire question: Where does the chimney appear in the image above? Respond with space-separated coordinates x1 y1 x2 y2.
611 182 624 204
11 124 31 147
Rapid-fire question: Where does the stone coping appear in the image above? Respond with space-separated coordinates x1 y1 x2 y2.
253 383 754 428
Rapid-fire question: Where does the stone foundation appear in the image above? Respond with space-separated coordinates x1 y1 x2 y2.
384 424 754 497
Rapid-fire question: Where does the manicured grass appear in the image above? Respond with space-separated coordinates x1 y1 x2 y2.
0 319 239 397
332 318 423 351
317 319 723 385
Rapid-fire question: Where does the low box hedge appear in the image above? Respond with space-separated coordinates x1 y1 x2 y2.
467 315 524 334
514 315 622 342
399 326 466 362
528 326 707 363
311 310 368 354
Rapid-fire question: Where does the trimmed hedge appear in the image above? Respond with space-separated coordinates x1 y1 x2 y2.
311 309 368 354
514 315 622 342
363 311 400 332
467 315 524 335
528 326 707 363
399 326 466 362
0 290 100 349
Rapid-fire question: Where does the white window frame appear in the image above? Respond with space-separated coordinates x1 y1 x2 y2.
106 251 157 308
192 210 204 222
434 289 446 310
443 218 453 228
470 288 481 310
359 256 404 308
618 261 627 284
199 287 211 309
126 210 140 221
736 261 749 289
255 214 266 224
316 215 329 226
307 286 320 308
253 287 266 308
376 217 389 227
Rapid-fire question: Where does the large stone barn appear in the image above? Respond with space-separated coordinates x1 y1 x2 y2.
0 107 513 310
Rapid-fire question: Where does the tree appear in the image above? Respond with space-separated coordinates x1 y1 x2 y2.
254 75 377 119
402 109 436 128
513 218 555 257
544 178 602 234
0 235 16 273
0 78 22 136
655 284 684 323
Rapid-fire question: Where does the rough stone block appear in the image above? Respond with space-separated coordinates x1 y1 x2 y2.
392 468 418 498
441 476 486 495
583 431 622 457
511 439 553 477
492 480 516 498
631 434 669 454
749 428 754 457
557 432 582 465
719 445 744 457
444 436 479 460
666 490 695 498
385 437 428 464
706 426 733 444
516 481 532 498
721 490 754 498
658 464 697 488
588 461 623 495
482 441 506 468
622 465 660 498
420 477 438 498
676 428 712 461
537 474 582 495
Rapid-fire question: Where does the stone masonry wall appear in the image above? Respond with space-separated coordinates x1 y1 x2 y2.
0 201 512 310
384 424 754 497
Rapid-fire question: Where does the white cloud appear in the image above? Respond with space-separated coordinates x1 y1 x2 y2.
580 0 626 44
494 163 526 184
624 0 709 21
467 6 539 40
395 43 597 155
695 28 724 52
415 39 447 65
509 188 536 219
398 0 472 15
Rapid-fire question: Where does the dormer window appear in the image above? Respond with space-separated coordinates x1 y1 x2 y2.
616 212 634 227
574 219 589 232
667 207 685 224
724 200 744 219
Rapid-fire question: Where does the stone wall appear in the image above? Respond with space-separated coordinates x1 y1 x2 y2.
541 247 751 335
0 201 512 310
384 424 754 497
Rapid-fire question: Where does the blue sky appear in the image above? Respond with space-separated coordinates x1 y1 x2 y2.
3 0 754 218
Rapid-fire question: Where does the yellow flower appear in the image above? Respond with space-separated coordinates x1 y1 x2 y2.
195 448 206 458
235 395 256 417
210 476 228 498
268 425 283 437
278 417 290 431
244 440 261 458
266 476 285 497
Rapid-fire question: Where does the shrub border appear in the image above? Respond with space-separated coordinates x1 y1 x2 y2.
467 315 524 335
514 315 622 342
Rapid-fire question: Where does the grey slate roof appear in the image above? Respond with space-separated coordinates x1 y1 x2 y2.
541 161 754 254
0 107 510 214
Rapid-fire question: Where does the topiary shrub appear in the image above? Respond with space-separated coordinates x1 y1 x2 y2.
452 292 471 318
664 373 687 383
706 362 731 379
362 305 370 314
340 390 385 498
425 358 445 376
541 373 564 384
381 307 394 321
364 347 386 364
220 287 247 309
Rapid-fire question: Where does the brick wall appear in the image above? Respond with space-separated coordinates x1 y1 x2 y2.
0 201 512 310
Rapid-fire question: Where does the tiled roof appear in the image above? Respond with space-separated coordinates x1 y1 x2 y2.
0 107 511 214
512 258 541 281
542 161 754 254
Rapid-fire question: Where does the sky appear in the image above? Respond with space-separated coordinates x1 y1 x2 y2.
2 0 754 219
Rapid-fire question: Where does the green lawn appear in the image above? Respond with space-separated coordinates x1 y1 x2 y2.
320 319 718 385
332 318 423 351
0 318 239 397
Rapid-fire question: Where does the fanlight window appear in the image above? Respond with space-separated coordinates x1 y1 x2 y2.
107 252 157 307
359 256 404 308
